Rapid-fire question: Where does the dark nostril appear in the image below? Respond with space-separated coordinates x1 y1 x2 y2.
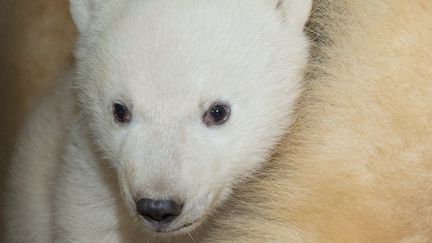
136 198 183 224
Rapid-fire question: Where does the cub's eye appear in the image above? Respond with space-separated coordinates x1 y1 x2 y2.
113 103 131 123
203 102 231 127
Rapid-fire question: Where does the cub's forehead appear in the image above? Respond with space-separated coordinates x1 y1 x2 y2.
98 0 280 64
120 0 278 30
90 1 280 93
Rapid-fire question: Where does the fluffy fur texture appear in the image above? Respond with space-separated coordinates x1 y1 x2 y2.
207 0 432 242
4 0 311 242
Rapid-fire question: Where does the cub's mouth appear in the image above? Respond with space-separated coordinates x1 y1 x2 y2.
141 216 202 235
156 219 201 234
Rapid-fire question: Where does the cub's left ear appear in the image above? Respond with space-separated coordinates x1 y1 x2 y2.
274 0 313 29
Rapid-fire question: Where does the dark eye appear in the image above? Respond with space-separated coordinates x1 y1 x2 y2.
113 103 131 123
203 102 231 127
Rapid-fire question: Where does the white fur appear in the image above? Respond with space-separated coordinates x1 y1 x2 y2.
4 0 311 242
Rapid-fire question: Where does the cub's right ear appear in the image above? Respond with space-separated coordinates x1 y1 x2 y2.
69 0 97 34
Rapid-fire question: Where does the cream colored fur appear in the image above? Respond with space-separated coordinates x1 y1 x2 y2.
207 0 432 242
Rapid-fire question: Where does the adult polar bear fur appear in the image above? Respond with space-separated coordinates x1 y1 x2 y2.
207 0 432 242
4 0 312 242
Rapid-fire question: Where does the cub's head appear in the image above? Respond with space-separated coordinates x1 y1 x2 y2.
70 0 311 235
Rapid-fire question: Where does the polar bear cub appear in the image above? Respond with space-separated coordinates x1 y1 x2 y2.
4 0 312 242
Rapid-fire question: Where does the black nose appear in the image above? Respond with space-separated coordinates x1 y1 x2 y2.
136 198 183 224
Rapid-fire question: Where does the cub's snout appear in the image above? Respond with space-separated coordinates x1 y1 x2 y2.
136 198 183 227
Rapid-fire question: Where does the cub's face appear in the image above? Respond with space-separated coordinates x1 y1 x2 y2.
71 0 311 235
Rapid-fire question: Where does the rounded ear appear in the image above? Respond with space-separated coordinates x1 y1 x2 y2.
275 0 313 29
69 0 96 34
